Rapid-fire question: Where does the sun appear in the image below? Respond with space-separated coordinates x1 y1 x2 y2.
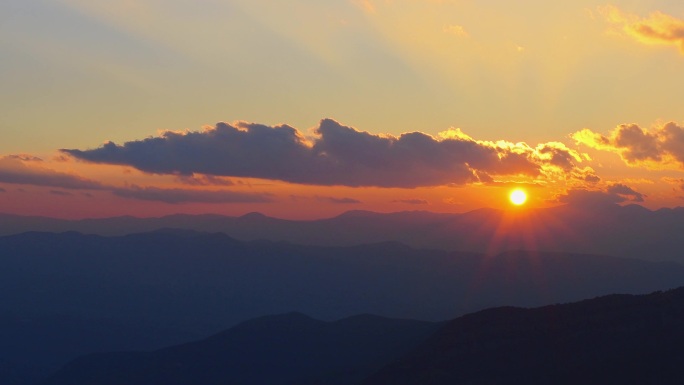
509 189 527 206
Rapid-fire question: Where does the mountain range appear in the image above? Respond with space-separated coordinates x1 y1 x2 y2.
3 203 684 262
3 229 684 384
41 313 440 385
40 287 684 385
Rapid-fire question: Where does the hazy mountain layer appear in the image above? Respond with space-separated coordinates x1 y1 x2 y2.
3 204 684 262
41 313 439 385
41 287 684 385
3 230 684 384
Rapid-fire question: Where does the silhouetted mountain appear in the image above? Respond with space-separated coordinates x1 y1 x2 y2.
364 287 684 385
4 204 684 261
3 230 684 384
41 313 440 385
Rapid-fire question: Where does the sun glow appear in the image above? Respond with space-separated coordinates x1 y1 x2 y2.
509 189 527 206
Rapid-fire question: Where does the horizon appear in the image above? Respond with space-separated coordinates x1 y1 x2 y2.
0 200 671 221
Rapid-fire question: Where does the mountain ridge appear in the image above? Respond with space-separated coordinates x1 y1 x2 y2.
4 203 684 262
41 312 441 385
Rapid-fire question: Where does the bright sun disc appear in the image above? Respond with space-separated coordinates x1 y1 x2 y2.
509 189 527 206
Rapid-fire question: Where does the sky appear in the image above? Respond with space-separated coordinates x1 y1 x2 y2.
1 0 684 219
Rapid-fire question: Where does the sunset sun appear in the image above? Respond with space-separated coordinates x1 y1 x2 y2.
509 189 527 206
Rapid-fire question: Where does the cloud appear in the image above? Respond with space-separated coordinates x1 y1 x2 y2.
111 185 272 204
606 183 644 202
600 5 684 53
556 183 645 207
63 119 592 188
0 187 6 193
8 154 43 162
316 196 362 204
0 156 272 204
572 122 684 170
176 174 234 186
392 198 429 205
0 156 107 190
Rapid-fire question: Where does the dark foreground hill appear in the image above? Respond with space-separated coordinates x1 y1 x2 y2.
5 203 684 262
42 288 684 385
41 313 440 385
364 287 684 385
3 231 684 383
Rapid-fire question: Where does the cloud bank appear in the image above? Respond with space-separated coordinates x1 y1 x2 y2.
0 156 271 204
0 156 107 190
600 5 684 53
63 119 592 188
572 122 684 169
557 183 645 207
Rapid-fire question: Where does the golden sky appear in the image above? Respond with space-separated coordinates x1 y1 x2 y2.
1 0 684 218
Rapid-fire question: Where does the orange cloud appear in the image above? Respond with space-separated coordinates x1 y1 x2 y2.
600 5 684 53
572 121 684 170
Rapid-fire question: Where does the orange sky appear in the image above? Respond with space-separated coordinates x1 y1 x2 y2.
1 1 684 219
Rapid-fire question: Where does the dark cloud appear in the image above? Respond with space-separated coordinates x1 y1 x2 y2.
0 187 6 193
557 183 645 207
392 199 429 205
316 196 362 204
607 183 645 202
537 143 580 172
112 185 272 204
8 154 43 162
0 156 106 190
0 156 272 204
573 122 684 169
176 174 235 186
557 189 627 207
62 119 590 188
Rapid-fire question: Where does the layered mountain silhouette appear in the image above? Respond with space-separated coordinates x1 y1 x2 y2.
3 230 684 384
364 287 684 385
3 203 684 262
41 313 440 385
41 287 684 385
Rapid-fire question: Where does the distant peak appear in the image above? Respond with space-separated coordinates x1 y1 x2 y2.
335 210 378 218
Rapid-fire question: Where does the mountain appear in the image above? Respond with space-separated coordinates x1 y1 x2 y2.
3 230 684 383
364 287 684 385
41 313 440 385
40 288 684 385
4 203 684 262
